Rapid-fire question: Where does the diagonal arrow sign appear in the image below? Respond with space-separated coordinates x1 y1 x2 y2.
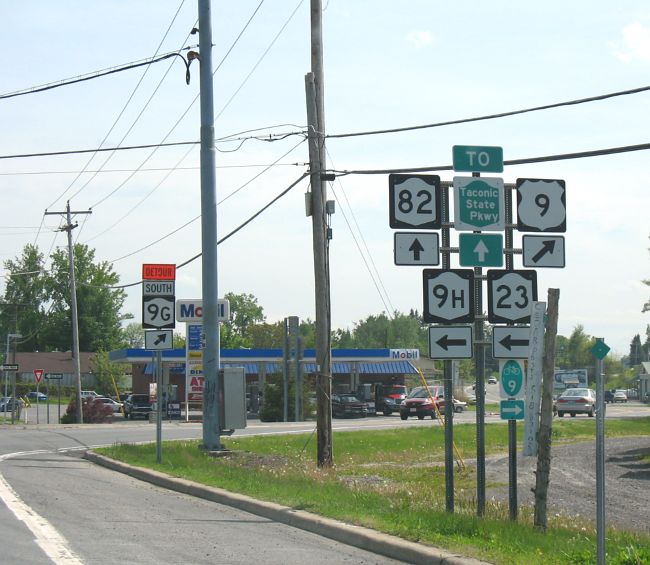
409 238 424 261
499 334 529 351
436 334 468 351
532 239 556 263
154 333 168 346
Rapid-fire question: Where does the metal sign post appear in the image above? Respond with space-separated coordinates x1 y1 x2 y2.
592 338 610 565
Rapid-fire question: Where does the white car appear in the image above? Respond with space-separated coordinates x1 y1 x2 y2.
613 390 628 403
93 397 123 413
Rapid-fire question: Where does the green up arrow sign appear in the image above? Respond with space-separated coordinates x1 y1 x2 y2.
459 233 503 267
500 359 525 399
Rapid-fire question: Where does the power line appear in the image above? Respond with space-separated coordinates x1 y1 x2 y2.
326 84 650 139
0 140 198 161
93 172 309 289
330 142 650 176
0 50 195 101
106 138 306 262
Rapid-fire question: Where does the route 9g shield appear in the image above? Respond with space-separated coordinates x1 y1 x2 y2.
422 269 474 323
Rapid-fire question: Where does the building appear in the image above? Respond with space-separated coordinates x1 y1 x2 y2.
109 347 421 408
12 352 97 390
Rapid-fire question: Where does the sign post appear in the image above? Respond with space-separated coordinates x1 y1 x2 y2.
592 338 610 565
142 263 176 464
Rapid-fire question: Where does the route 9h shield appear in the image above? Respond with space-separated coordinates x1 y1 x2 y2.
423 269 474 323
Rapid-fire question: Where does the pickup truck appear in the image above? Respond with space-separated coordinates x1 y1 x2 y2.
123 394 153 420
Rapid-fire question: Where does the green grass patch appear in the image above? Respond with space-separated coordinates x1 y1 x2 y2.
97 418 650 565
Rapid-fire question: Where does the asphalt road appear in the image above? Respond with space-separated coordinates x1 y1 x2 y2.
1 402 648 564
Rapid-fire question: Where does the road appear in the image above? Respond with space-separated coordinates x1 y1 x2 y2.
1 402 648 564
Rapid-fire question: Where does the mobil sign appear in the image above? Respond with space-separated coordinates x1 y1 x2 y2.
176 299 230 323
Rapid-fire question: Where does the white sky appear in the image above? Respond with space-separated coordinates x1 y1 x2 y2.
1 1 649 357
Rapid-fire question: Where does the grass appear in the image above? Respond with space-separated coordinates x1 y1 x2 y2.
96 418 650 565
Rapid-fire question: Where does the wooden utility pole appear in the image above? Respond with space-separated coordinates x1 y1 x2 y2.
307 0 332 467
45 202 91 424
534 288 560 530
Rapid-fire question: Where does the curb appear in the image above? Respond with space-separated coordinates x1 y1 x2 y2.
84 451 490 565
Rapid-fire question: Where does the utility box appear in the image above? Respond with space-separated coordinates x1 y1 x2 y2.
220 367 247 430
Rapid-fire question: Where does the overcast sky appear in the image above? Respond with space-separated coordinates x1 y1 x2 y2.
1 1 649 357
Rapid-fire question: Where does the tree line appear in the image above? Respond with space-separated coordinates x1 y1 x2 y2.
0 243 642 390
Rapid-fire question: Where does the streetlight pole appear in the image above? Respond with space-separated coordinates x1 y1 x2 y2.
4 333 21 399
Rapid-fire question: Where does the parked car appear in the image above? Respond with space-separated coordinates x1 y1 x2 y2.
613 390 628 403
123 394 153 420
556 387 596 417
399 386 465 420
0 397 24 412
604 389 615 403
93 396 124 413
27 391 48 402
488 376 498 384
331 394 368 418
80 390 99 399
374 384 408 416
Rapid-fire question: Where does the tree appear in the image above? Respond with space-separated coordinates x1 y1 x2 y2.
0 245 48 352
89 351 127 396
42 244 129 352
121 322 144 348
2 244 129 353
629 334 643 367
220 292 265 348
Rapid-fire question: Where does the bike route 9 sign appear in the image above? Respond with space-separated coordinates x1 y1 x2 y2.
389 174 441 229
422 269 474 324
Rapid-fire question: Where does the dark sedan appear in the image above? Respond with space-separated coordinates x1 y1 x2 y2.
332 394 368 418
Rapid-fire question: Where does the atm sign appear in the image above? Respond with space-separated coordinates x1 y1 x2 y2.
142 263 176 281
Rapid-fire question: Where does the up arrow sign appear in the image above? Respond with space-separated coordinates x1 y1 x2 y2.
473 240 488 262
409 238 424 261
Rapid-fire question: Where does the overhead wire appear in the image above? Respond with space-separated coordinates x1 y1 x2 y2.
326 84 650 139
107 137 306 262
89 172 310 289
324 147 396 317
0 50 196 101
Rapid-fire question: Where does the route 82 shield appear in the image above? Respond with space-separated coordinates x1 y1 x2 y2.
389 174 441 229
487 270 538 324
423 269 474 323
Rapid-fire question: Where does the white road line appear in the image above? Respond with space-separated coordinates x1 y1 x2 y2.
0 451 84 564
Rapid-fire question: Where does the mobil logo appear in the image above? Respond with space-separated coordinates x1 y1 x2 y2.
390 349 420 360
176 299 230 323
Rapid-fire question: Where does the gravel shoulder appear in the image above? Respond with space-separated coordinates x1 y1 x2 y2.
484 436 650 534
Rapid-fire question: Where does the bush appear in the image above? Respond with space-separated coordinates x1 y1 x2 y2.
259 376 315 422
60 396 113 424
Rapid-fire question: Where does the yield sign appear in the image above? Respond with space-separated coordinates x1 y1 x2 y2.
33 369 44 383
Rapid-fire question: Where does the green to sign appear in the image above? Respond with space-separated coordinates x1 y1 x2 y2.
452 145 503 173
453 176 505 231
500 399 525 420
459 233 503 267
500 359 525 398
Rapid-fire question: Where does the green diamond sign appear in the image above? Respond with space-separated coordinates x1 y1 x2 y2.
459 233 503 267
453 176 505 231
591 340 610 360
